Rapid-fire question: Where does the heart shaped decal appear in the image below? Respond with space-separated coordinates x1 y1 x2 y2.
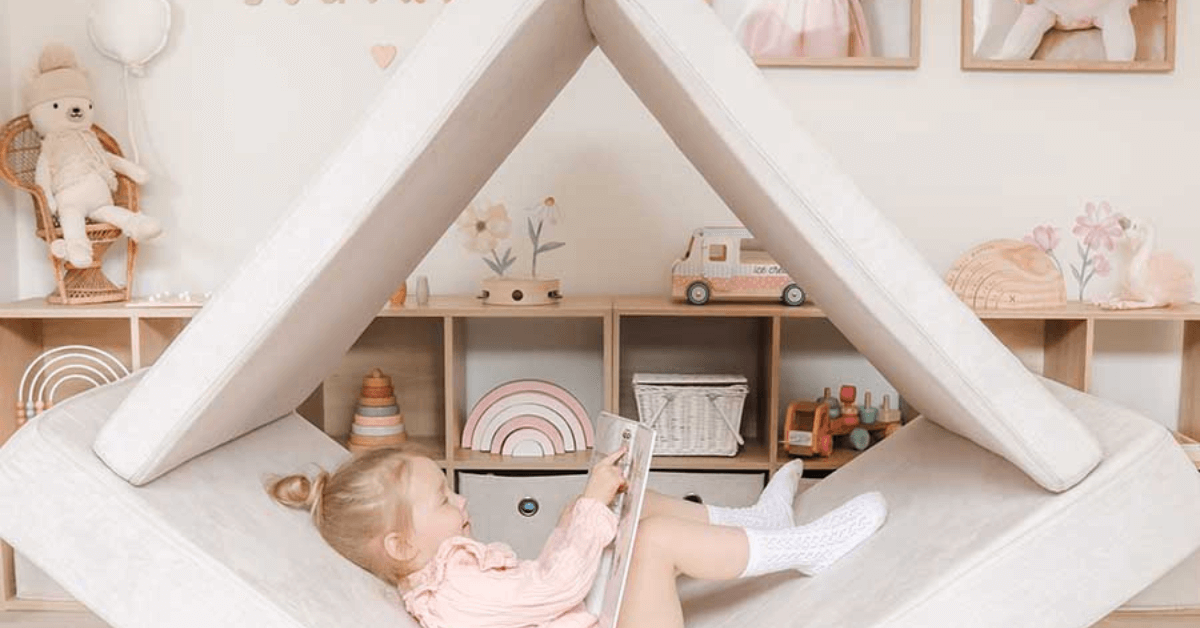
371 44 398 69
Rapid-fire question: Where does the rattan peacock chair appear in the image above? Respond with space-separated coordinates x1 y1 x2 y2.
0 115 140 305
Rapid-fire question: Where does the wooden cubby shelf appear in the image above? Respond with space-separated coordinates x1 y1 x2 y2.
3 295 1200 617
4 297 1199 476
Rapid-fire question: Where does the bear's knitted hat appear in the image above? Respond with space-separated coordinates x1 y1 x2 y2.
25 44 92 112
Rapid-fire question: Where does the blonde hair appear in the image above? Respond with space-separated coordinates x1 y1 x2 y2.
267 448 421 587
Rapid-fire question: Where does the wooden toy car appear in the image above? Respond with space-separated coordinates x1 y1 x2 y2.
671 227 806 306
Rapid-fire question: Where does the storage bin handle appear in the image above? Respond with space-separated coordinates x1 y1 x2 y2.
707 392 745 446
645 393 675 429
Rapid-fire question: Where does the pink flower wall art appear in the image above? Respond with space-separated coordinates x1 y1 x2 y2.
457 201 515 276
456 197 565 279
1024 201 1121 301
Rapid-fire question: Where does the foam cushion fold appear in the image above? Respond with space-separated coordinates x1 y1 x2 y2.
678 378 1200 628
0 375 413 628
585 0 1101 492
3 377 1196 628
93 0 597 485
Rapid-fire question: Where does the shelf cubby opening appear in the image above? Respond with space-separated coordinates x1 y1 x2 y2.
322 316 447 461
2 318 132 444
778 318 902 472
981 318 1093 391
617 315 772 460
450 316 607 470
134 317 190 370
1183 321 1199 439
1092 319 1187 433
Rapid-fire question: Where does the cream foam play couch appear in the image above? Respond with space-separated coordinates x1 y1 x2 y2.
3 0 1199 626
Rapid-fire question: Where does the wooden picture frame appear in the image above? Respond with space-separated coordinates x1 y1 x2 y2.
962 0 1176 72
705 0 922 69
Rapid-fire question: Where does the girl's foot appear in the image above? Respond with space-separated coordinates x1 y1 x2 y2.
707 460 805 529
740 491 888 578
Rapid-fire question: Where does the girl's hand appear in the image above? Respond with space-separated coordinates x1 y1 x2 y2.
583 447 628 506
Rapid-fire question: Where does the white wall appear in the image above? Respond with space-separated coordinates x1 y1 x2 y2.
4 1 1197 427
0 1 16 302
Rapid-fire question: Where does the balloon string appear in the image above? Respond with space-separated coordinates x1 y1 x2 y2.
122 65 141 164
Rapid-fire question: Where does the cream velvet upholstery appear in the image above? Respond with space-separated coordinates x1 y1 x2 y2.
681 378 1200 628
586 0 1101 492
93 0 598 486
4 0 1186 625
0 375 412 628
93 0 1099 493
2 376 1198 628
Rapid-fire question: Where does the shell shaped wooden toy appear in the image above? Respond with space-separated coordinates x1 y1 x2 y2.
945 239 1067 310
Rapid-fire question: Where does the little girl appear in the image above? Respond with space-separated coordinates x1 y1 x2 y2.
268 447 886 628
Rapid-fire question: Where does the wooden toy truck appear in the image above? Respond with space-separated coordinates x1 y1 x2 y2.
783 387 902 458
671 227 807 306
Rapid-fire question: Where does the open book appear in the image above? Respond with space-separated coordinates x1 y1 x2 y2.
584 411 656 628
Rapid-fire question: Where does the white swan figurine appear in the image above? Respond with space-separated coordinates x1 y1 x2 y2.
1097 217 1196 310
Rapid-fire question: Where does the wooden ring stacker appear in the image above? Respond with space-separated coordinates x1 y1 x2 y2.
354 414 404 427
352 424 407 437
356 405 400 417
350 433 409 446
363 372 392 387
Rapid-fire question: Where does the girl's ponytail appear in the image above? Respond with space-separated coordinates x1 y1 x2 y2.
267 470 330 522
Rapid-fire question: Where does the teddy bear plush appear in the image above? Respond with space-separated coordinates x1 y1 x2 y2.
25 43 161 268
995 0 1138 61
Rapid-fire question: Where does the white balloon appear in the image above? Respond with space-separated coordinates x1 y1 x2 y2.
87 0 172 75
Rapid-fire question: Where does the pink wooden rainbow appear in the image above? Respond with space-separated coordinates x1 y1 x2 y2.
461 380 594 454
474 396 577 452
500 428 556 457
488 415 566 454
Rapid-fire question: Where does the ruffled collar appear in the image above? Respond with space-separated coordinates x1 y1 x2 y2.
401 536 518 604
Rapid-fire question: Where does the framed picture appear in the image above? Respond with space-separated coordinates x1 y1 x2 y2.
963 0 1176 71
705 0 922 68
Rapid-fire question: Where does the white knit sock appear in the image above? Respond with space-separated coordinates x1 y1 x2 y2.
707 460 804 529
739 492 887 578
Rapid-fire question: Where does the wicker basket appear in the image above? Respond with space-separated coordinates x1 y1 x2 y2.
632 374 749 456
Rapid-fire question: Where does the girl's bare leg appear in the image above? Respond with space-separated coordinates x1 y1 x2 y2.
617 493 888 628
618 516 748 628
640 490 709 523
639 459 806 527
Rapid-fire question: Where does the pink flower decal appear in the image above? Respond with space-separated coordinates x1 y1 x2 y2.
1023 225 1061 253
1072 201 1123 252
1066 201 1126 300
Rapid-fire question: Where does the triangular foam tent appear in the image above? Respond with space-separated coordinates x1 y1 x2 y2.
2 0 1199 627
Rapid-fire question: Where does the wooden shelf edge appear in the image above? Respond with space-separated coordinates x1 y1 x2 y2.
4 295 1199 321
972 303 1200 321
333 435 446 464
1172 432 1200 470
777 446 865 472
2 598 89 612
451 442 772 473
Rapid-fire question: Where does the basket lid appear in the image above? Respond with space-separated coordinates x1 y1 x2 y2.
632 373 748 386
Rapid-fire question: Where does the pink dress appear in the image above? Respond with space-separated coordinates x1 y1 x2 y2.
737 0 873 59
402 497 619 628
